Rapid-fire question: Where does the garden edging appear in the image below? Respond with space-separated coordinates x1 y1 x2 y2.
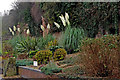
18 66 59 79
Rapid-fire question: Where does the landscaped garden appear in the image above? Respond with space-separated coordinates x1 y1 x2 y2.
2 2 120 80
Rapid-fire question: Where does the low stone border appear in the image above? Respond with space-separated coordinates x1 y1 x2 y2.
18 66 59 79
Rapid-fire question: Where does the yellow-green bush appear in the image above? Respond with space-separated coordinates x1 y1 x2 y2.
54 48 67 61
45 39 58 49
35 50 53 64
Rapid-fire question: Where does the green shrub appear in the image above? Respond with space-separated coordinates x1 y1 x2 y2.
40 61 62 75
37 34 55 50
58 27 85 54
8 35 26 52
15 37 37 53
16 59 33 67
53 48 67 61
81 35 120 77
35 50 53 64
29 50 38 58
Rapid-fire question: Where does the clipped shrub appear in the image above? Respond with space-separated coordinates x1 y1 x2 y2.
40 61 62 75
35 50 53 64
16 59 33 67
59 27 85 54
17 53 28 59
53 48 67 61
29 50 38 58
81 35 120 78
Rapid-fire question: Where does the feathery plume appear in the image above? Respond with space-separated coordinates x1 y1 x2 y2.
13 26 16 31
47 23 50 29
59 14 66 26
54 22 60 28
26 29 30 35
9 27 12 32
17 28 20 32
41 25 45 31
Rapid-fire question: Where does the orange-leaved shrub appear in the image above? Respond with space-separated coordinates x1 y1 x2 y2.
80 35 120 78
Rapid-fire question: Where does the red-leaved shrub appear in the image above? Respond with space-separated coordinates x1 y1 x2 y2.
81 35 120 78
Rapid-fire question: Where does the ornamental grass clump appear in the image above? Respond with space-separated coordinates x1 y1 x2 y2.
59 27 85 54
81 35 120 78
55 12 85 54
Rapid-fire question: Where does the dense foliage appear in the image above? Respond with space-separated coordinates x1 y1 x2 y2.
81 35 120 77
35 50 53 64
15 37 37 53
42 2 119 37
3 2 119 38
37 34 55 50
53 48 67 61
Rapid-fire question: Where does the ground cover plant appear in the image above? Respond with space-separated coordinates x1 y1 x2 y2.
40 61 62 75
16 59 33 67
